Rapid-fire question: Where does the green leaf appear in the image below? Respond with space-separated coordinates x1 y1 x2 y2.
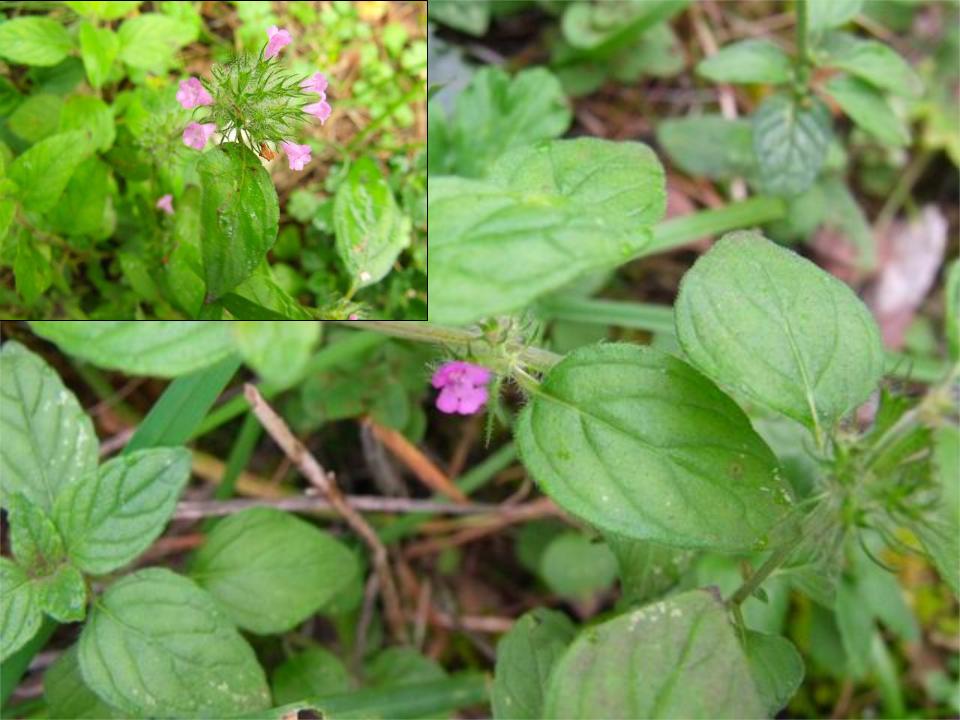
426 0 491 35
44 157 113 239
911 426 960 596
59 95 116 152
817 174 876 271
79 568 271 717
543 590 765 718
190 507 360 634
539 532 617 599
743 630 804 715
6 492 64 571
0 17 74 67
656 115 755 180
603 532 695 606
7 94 63 143
233 321 321 388
0 559 41 663
334 157 410 289
78 22 119 88
36 563 87 623
946 261 959 362
8 130 94 212
13 233 52 306
674 232 884 431
696 39 792 84
65 1 142 19
430 138 665 325
366 647 446 689
0 341 98 512
816 31 921 97
444 66 571 178
45 645 124 719
491 608 575 720
807 0 863 36
516 343 791 551
271 648 353 706
835 578 873 678
199 143 280 300
825 74 909 147
29 321 235 377
224 267 314 320
117 14 197 71
53 448 191 575
752 93 832 196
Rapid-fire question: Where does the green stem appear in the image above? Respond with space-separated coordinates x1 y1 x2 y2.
641 196 787 258
794 0 810 90
728 536 801 607
536 296 675 335
0 618 56 708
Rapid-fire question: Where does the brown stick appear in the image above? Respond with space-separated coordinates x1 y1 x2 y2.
363 416 468 503
244 384 408 643
173 495 499 521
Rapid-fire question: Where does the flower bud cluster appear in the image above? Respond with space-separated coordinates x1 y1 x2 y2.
176 26 330 172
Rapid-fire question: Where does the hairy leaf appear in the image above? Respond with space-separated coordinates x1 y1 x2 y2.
54 448 191 575
0 17 74 66
78 21 119 88
7 492 64 571
271 648 353 706
59 95 116 152
911 426 960 596
825 75 909 147
430 138 665 325
516 343 791 551
79 568 271 717
743 631 805 714
543 590 765 718
492 608 576 720
8 130 94 212
675 232 884 430
36 563 87 623
45 645 125 719
656 115 755 180
334 157 410 289
29 321 235 377
116 14 196 71
752 93 831 197
604 532 696 606
190 507 360 634
817 31 921 97
0 558 42 662
0 341 98 512
806 0 863 36
696 39 792 84
199 143 280 300
444 66 571 177
539 532 618 599
233 321 321 388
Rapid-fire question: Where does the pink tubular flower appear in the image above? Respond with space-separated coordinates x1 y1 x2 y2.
175 77 213 109
431 361 492 415
300 72 328 95
281 141 311 171
182 122 216 150
155 194 174 215
265 26 292 59
304 99 332 124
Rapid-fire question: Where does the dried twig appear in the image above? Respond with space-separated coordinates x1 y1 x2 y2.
173 495 499 521
363 416 468 503
244 384 409 643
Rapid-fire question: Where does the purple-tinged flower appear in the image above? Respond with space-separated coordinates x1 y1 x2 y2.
431 361 492 415
265 25 292 59
155 194 174 215
176 77 213 109
281 141 311 171
304 99 332 124
182 122 217 150
301 72 328 95
348 313 359 320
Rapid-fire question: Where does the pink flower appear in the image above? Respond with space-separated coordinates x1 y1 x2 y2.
431 361 492 415
304 100 332 124
175 77 213 109
265 25 291 59
348 313 359 320
301 72 328 95
155 194 174 215
281 141 311 171
182 122 216 150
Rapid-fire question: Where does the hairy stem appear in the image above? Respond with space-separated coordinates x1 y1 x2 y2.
728 536 802 607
